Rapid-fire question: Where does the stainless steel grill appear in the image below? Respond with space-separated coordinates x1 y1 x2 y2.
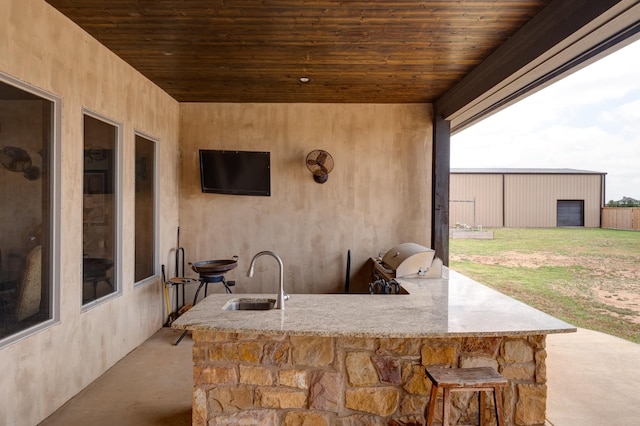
370 242 442 294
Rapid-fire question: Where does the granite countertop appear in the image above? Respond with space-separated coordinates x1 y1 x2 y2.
171 269 576 338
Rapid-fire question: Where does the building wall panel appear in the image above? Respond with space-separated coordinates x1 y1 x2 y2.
450 174 503 227
504 174 602 227
450 172 603 229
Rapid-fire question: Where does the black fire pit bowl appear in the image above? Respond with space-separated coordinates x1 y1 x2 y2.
190 257 238 276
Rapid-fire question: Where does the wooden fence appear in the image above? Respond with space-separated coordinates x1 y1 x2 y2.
601 207 640 230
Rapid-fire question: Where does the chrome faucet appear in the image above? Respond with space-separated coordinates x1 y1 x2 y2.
247 251 289 310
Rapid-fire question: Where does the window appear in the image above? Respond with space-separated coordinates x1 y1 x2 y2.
0 76 59 345
134 134 156 283
83 112 120 305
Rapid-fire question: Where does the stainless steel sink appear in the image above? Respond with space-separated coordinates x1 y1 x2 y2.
222 298 276 311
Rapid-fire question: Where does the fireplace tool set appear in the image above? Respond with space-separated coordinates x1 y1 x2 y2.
162 227 238 345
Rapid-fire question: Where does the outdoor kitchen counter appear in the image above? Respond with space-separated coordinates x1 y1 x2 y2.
174 269 575 425
171 269 575 338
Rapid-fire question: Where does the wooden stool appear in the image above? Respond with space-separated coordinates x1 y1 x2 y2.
425 367 507 426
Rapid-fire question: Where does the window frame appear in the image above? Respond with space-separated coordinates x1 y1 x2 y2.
0 72 61 349
133 130 159 287
81 108 123 311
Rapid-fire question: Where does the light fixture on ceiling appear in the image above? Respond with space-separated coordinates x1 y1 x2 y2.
298 76 311 83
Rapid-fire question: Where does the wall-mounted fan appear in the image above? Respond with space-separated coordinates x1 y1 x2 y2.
0 146 40 180
306 149 334 184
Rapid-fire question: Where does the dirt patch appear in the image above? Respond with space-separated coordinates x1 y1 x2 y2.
593 288 640 324
451 251 586 268
450 250 640 323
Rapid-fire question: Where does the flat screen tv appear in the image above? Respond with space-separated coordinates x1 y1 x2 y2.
199 149 271 196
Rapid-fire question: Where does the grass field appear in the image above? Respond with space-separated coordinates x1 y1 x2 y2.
449 228 640 344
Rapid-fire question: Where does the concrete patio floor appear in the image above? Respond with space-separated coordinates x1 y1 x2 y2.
39 327 640 425
39 328 193 426
545 328 640 426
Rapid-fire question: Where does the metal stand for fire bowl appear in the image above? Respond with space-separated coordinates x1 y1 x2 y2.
173 257 238 346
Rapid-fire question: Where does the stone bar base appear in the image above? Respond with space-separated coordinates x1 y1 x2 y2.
191 330 547 425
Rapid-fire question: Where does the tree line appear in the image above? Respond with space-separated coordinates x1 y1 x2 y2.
606 199 640 207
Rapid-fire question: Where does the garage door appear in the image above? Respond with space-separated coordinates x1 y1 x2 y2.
557 200 584 226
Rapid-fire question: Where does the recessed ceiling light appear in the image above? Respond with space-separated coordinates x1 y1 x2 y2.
298 76 311 83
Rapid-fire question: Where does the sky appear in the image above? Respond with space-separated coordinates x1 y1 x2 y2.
451 38 640 203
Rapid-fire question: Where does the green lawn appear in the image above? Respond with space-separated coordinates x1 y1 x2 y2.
449 228 640 344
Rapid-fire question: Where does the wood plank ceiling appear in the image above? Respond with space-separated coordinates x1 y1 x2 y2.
45 0 552 103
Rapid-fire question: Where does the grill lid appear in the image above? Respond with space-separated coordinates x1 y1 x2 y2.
381 242 435 278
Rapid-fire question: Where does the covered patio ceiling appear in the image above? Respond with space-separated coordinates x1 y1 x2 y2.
45 0 640 131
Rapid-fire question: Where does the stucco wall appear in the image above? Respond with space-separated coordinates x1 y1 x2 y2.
0 1 180 425
179 103 433 295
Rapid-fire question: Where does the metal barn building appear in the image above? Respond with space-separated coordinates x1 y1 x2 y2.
450 168 607 228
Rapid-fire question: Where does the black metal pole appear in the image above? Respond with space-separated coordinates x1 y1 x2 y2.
345 249 351 293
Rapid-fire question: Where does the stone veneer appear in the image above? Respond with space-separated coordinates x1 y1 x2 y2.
191 330 547 425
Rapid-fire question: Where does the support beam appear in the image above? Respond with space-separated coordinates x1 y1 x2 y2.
431 109 450 266
437 0 640 132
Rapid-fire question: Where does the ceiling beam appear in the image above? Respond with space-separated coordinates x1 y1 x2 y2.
436 0 640 132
